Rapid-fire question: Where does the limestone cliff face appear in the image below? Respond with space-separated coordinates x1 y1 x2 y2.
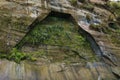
0 0 120 79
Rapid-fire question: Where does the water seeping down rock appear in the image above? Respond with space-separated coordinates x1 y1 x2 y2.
0 0 120 80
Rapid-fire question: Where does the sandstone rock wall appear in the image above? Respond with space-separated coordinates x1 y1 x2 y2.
0 0 120 79
0 60 117 80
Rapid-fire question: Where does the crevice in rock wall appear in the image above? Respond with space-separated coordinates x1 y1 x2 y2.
78 27 103 56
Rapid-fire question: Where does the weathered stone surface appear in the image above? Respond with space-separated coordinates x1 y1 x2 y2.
111 67 120 77
0 60 117 80
0 0 120 79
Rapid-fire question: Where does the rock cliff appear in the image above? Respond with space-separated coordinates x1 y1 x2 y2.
0 0 120 80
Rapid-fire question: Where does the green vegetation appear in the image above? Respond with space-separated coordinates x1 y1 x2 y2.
107 2 120 17
26 25 64 44
94 2 120 47
89 24 99 29
109 22 119 29
108 14 115 21
108 24 120 47
80 3 94 11
0 48 38 63
70 0 77 6
24 16 92 52
90 20 120 48
107 2 120 9
89 23 107 32
0 48 27 63
8 48 28 63
86 14 92 22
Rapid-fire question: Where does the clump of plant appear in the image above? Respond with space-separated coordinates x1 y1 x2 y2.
0 48 31 63
108 2 120 9
8 48 28 63
107 2 120 17
0 48 38 63
70 0 77 6
80 3 94 11
89 23 107 32
108 14 115 21
86 14 92 23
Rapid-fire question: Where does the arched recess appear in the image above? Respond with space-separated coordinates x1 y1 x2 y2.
15 11 103 60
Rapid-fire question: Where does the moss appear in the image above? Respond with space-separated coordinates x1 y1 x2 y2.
70 0 77 6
